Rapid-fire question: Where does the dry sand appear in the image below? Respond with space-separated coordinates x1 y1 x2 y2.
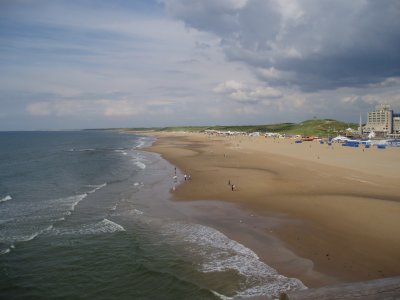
143 131 400 288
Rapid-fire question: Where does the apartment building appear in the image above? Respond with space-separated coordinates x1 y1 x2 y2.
364 104 395 134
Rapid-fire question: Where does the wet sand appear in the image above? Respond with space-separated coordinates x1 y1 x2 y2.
143 131 400 288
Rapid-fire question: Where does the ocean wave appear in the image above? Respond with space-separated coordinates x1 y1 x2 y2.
87 183 107 194
0 225 54 254
0 195 12 203
0 193 88 250
134 161 146 169
17 225 54 243
111 208 144 218
114 149 128 155
0 247 10 255
163 222 306 298
50 219 125 236
69 194 88 211
210 290 234 300
67 148 96 152
135 137 148 149
46 193 87 217
132 209 144 215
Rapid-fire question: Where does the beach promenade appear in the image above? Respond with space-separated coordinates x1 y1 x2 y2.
146 131 400 288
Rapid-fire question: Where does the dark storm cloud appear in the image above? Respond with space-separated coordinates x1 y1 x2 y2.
165 0 400 91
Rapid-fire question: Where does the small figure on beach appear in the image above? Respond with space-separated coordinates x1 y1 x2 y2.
228 179 231 185
184 174 187 181
174 167 177 175
232 184 236 191
188 175 191 180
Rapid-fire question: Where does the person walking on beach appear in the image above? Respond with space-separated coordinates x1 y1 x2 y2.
184 174 187 181
231 184 235 191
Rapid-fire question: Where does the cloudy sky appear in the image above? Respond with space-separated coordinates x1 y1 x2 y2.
1 0 399 130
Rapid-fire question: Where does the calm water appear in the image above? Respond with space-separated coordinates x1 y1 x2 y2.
0 131 304 299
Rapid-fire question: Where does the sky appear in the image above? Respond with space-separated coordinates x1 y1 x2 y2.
1 0 399 130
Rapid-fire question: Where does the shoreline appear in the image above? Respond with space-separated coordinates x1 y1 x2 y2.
142 131 400 288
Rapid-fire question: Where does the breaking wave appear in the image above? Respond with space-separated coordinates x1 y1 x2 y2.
163 222 306 298
87 183 107 194
134 161 146 169
0 195 12 203
50 219 125 236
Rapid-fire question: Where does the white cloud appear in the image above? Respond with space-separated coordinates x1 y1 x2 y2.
250 86 282 99
341 96 360 104
214 80 282 104
213 80 244 93
235 106 259 115
26 102 51 116
274 0 304 22
100 100 145 117
25 99 177 119
166 0 400 91
26 100 96 117
3 0 400 130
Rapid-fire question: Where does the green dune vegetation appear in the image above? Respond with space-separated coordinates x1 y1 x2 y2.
122 119 358 138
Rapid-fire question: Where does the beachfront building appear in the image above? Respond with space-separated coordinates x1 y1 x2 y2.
393 114 400 135
364 104 395 135
393 114 400 130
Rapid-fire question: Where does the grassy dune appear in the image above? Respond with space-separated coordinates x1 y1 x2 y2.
131 119 358 138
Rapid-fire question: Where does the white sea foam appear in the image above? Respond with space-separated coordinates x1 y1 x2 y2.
87 183 107 194
70 194 88 211
0 194 88 253
163 222 306 298
211 290 234 300
51 219 125 236
111 208 144 218
134 161 146 169
0 248 10 255
18 232 40 242
77 219 125 235
132 209 144 215
68 148 96 152
114 149 128 155
51 193 88 215
0 195 12 203
135 138 147 149
16 225 54 243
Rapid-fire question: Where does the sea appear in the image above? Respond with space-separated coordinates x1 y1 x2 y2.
0 131 305 299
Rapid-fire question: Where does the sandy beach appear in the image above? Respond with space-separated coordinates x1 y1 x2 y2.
144 131 400 288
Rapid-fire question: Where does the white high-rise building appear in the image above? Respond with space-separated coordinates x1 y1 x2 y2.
364 104 393 134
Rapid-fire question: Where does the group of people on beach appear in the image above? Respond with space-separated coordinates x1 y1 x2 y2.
228 179 236 191
172 167 236 192
172 167 191 191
